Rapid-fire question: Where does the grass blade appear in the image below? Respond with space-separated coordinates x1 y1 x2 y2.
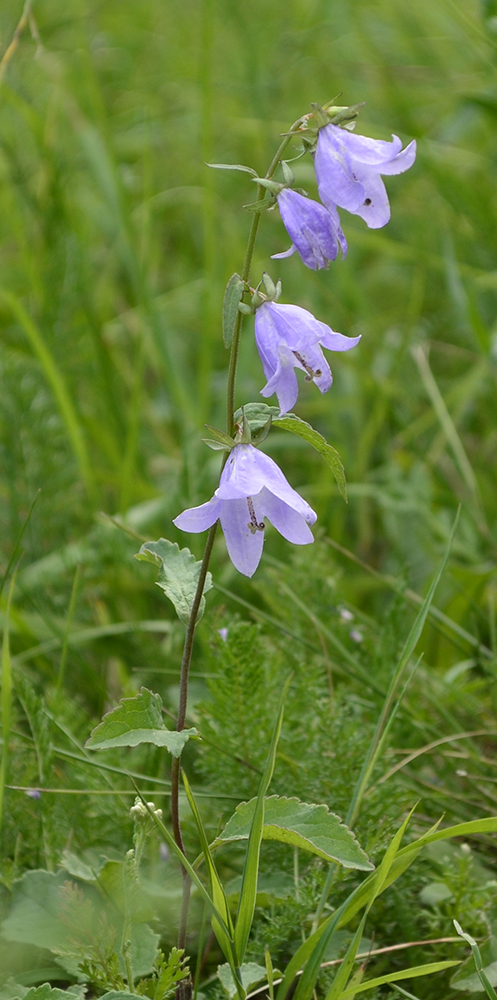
340 961 460 998
182 770 238 972
0 571 16 837
346 507 460 829
0 291 96 501
234 676 291 963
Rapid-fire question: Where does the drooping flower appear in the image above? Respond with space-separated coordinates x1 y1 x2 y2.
315 124 416 229
254 300 361 415
173 443 316 578
271 188 347 269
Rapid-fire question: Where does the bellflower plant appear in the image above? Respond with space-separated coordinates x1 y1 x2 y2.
315 123 416 228
254 298 361 414
272 187 347 269
118 102 418 992
173 443 316 578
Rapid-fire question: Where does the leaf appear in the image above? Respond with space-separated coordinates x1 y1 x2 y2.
223 274 245 349
234 680 290 964
274 414 347 500
339 961 460 998
215 796 372 870
233 404 347 499
0 870 69 950
135 538 212 625
99 995 145 1000
18 989 86 1000
85 688 197 755
182 772 237 971
206 163 258 176
234 403 279 432
452 922 497 997
218 963 267 1000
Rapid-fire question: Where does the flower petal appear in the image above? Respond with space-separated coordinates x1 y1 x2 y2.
173 496 222 532
317 327 362 352
337 128 403 165
315 126 365 213
260 349 299 415
271 244 298 260
346 166 390 228
378 139 416 176
260 488 315 544
219 498 264 577
277 189 341 270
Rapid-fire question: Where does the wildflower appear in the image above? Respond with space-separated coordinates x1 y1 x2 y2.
173 443 316 578
315 124 416 229
218 627 229 641
254 300 361 415
271 188 347 269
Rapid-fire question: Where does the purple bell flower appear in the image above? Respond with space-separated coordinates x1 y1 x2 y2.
173 443 316 578
315 124 416 229
254 300 361 415
271 188 347 269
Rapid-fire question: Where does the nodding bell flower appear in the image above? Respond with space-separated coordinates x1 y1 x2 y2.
272 188 347 270
315 124 416 229
254 300 361 415
173 443 316 578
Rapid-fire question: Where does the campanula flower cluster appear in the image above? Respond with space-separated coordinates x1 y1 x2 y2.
175 112 416 576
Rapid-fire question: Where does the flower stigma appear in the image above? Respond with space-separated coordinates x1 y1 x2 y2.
292 350 322 382
247 496 265 534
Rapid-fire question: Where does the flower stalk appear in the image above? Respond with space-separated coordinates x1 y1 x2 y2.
171 115 308 951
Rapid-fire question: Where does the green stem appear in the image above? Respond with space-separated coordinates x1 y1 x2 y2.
171 114 307 955
226 117 305 433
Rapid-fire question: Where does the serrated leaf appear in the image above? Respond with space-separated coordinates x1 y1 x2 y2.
215 796 371 870
85 688 197 755
20 989 86 1000
135 538 212 624
218 963 267 1000
274 414 347 501
223 274 245 349
206 162 258 176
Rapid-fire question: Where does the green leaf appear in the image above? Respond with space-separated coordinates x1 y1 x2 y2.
234 679 291 965
20 989 87 1000
135 538 212 624
0 984 84 1000
215 796 372 870
218 963 267 1000
206 162 258 176
233 404 347 499
274 414 347 500
99 995 145 1000
234 403 279 432
85 688 197 755
339 962 460 998
182 772 237 972
0 870 69 950
223 274 245 349
452 921 497 998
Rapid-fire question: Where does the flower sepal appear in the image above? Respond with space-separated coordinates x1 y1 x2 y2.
251 272 282 310
202 425 236 452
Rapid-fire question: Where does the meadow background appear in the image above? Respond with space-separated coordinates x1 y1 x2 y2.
1 0 497 996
